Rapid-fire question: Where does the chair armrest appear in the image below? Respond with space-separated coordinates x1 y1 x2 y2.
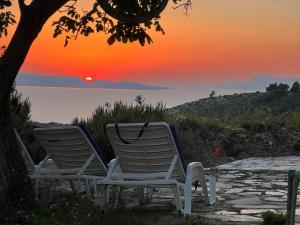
186 163 217 182
186 162 217 206
32 154 52 176
108 159 115 167
35 154 50 170
105 157 120 180
107 159 116 174
186 162 205 182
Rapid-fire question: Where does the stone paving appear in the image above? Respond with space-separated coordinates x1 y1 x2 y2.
116 156 300 223
208 156 300 223
51 156 300 224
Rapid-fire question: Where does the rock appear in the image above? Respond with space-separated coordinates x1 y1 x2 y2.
203 214 262 222
227 197 262 205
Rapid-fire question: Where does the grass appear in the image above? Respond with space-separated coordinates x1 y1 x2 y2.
0 191 210 225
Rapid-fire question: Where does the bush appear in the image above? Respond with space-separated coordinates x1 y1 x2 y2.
266 83 289 98
237 107 282 130
73 96 172 159
262 211 286 225
286 108 300 128
290 81 300 94
10 86 46 163
10 85 32 140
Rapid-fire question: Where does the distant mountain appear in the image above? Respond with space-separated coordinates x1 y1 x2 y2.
213 74 300 91
16 73 168 90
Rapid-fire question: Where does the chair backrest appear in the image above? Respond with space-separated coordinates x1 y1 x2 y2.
33 126 108 176
106 122 186 181
14 129 35 174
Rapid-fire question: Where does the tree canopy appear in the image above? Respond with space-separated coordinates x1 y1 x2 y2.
0 0 191 49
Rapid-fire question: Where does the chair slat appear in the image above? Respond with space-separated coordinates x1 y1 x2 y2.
106 122 186 181
34 126 107 176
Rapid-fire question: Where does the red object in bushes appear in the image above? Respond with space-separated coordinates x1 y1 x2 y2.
212 146 222 155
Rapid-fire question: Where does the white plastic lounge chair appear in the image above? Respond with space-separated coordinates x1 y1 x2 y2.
15 129 58 178
32 125 109 196
101 122 216 215
15 129 61 198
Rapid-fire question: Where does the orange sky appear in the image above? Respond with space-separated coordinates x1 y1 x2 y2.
4 0 300 83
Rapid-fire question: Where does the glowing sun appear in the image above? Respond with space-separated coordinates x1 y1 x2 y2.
85 76 93 82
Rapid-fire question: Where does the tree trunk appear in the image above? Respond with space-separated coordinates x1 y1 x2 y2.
0 0 68 206
0 122 34 205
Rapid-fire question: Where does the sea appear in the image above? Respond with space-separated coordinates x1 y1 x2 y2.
17 84 251 123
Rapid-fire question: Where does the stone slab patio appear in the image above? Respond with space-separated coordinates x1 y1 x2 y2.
51 156 300 224
118 156 300 223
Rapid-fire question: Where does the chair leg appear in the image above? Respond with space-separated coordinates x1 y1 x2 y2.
49 180 56 201
105 185 111 208
35 179 40 201
137 187 153 205
93 179 98 200
97 185 106 207
105 185 120 210
199 176 209 205
171 185 183 214
69 180 76 192
183 182 192 215
146 187 154 203
137 187 145 205
208 175 216 205
85 178 93 200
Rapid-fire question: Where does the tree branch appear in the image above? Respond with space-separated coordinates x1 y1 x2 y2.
17 0 26 15
59 0 78 13
172 0 192 16
29 0 69 18
96 0 170 24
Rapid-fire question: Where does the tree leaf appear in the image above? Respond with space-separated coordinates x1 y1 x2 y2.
107 34 116 45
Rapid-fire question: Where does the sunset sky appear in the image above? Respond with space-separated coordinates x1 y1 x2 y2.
5 0 300 84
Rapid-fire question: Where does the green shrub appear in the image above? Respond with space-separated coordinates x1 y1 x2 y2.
286 108 300 128
73 96 172 159
237 107 282 130
198 116 222 129
10 86 46 163
173 112 224 130
290 82 300 94
262 211 286 225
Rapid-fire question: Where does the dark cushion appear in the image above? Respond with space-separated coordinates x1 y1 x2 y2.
169 124 187 174
78 124 108 168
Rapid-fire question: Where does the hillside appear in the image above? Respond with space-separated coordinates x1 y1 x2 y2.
169 82 300 125
212 74 300 91
167 83 300 163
